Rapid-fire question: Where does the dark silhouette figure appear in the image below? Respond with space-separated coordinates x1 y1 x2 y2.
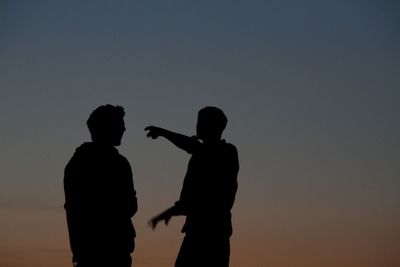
145 106 239 267
64 105 137 267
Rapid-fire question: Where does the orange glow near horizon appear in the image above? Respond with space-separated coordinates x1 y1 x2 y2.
1 202 399 267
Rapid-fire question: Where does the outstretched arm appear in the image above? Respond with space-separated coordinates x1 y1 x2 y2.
145 126 200 153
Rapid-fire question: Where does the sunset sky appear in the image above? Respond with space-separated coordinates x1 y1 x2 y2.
1 1 399 266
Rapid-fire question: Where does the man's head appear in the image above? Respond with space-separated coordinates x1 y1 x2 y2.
87 105 126 146
196 106 228 142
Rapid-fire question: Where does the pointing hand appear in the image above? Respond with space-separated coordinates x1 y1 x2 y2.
144 126 163 139
148 212 172 230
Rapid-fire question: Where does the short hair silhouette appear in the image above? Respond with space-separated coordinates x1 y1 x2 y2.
197 106 228 139
87 104 125 142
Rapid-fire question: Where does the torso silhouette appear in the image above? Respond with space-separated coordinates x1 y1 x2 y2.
64 142 137 258
176 138 239 237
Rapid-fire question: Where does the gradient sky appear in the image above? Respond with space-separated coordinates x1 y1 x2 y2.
1 1 399 266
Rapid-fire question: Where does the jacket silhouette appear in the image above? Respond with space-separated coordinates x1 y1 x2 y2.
64 105 137 267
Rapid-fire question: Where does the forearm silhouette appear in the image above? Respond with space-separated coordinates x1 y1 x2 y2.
145 126 200 154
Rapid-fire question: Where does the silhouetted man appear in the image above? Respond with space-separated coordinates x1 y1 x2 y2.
64 105 137 267
145 106 239 267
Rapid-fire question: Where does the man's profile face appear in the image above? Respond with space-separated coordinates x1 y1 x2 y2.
110 118 126 146
90 117 125 146
196 114 219 142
